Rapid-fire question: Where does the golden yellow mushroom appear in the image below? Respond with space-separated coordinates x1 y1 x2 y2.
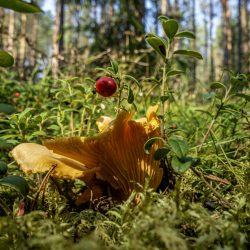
12 106 163 203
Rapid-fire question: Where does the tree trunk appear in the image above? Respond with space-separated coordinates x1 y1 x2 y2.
220 0 232 69
166 0 172 16
191 0 197 89
0 8 4 48
29 15 38 69
173 0 179 20
161 0 166 15
242 0 249 73
7 11 16 60
134 0 146 35
237 0 242 73
209 0 215 81
18 14 27 78
100 0 107 35
202 2 208 81
52 0 65 79
106 0 113 33
59 0 64 53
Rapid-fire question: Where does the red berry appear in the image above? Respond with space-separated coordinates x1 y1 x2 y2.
15 92 20 98
96 77 117 97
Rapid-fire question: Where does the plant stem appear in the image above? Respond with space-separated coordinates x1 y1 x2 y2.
116 80 123 116
198 85 232 151
0 197 12 216
31 164 57 210
191 167 233 209
79 107 86 136
161 64 167 138
160 43 171 139
174 176 182 211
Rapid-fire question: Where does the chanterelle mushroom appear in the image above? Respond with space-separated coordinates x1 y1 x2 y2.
12 106 163 202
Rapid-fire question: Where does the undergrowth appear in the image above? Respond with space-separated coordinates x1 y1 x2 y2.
0 186 249 250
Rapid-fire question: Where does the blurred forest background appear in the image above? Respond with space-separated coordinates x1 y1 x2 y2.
0 0 249 90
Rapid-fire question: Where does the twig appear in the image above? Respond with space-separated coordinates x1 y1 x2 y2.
31 164 57 210
191 167 233 209
203 174 231 185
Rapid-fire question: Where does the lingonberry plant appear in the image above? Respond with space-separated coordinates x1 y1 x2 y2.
95 60 141 114
144 16 203 176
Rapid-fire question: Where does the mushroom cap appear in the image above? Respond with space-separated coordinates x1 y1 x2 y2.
12 106 163 200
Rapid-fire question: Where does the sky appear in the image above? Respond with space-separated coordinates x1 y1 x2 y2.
42 0 55 14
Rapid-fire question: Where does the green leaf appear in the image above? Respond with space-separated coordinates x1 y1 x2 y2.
0 138 12 149
0 176 29 197
145 33 167 59
210 82 226 90
154 147 170 160
168 137 188 158
31 131 46 136
18 107 34 120
235 93 250 102
123 75 141 89
143 77 161 85
74 85 86 94
173 49 203 60
0 0 42 13
175 31 196 39
111 60 118 74
96 67 114 75
0 161 8 176
83 77 95 84
171 156 192 174
0 50 14 67
0 103 16 114
195 109 213 118
127 86 134 104
167 69 185 77
158 16 169 21
144 137 165 154
161 19 179 40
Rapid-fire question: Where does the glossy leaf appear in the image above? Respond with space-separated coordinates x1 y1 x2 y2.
235 93 250 101
127 86 134 104
0 161 8 176
210 82 226 90
171 156 192 174
173 49 203 60
0 103 16 114
0 0 42 13
144 137 165 154
0 50 14 67
168 137 188 158
145 33 167 59
154 147 170 160
0 176 29 197
161 19 179 40
175 31 195 39
111 60 119 74
167 69 185 77
123 75 141 89
158 16 169 21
